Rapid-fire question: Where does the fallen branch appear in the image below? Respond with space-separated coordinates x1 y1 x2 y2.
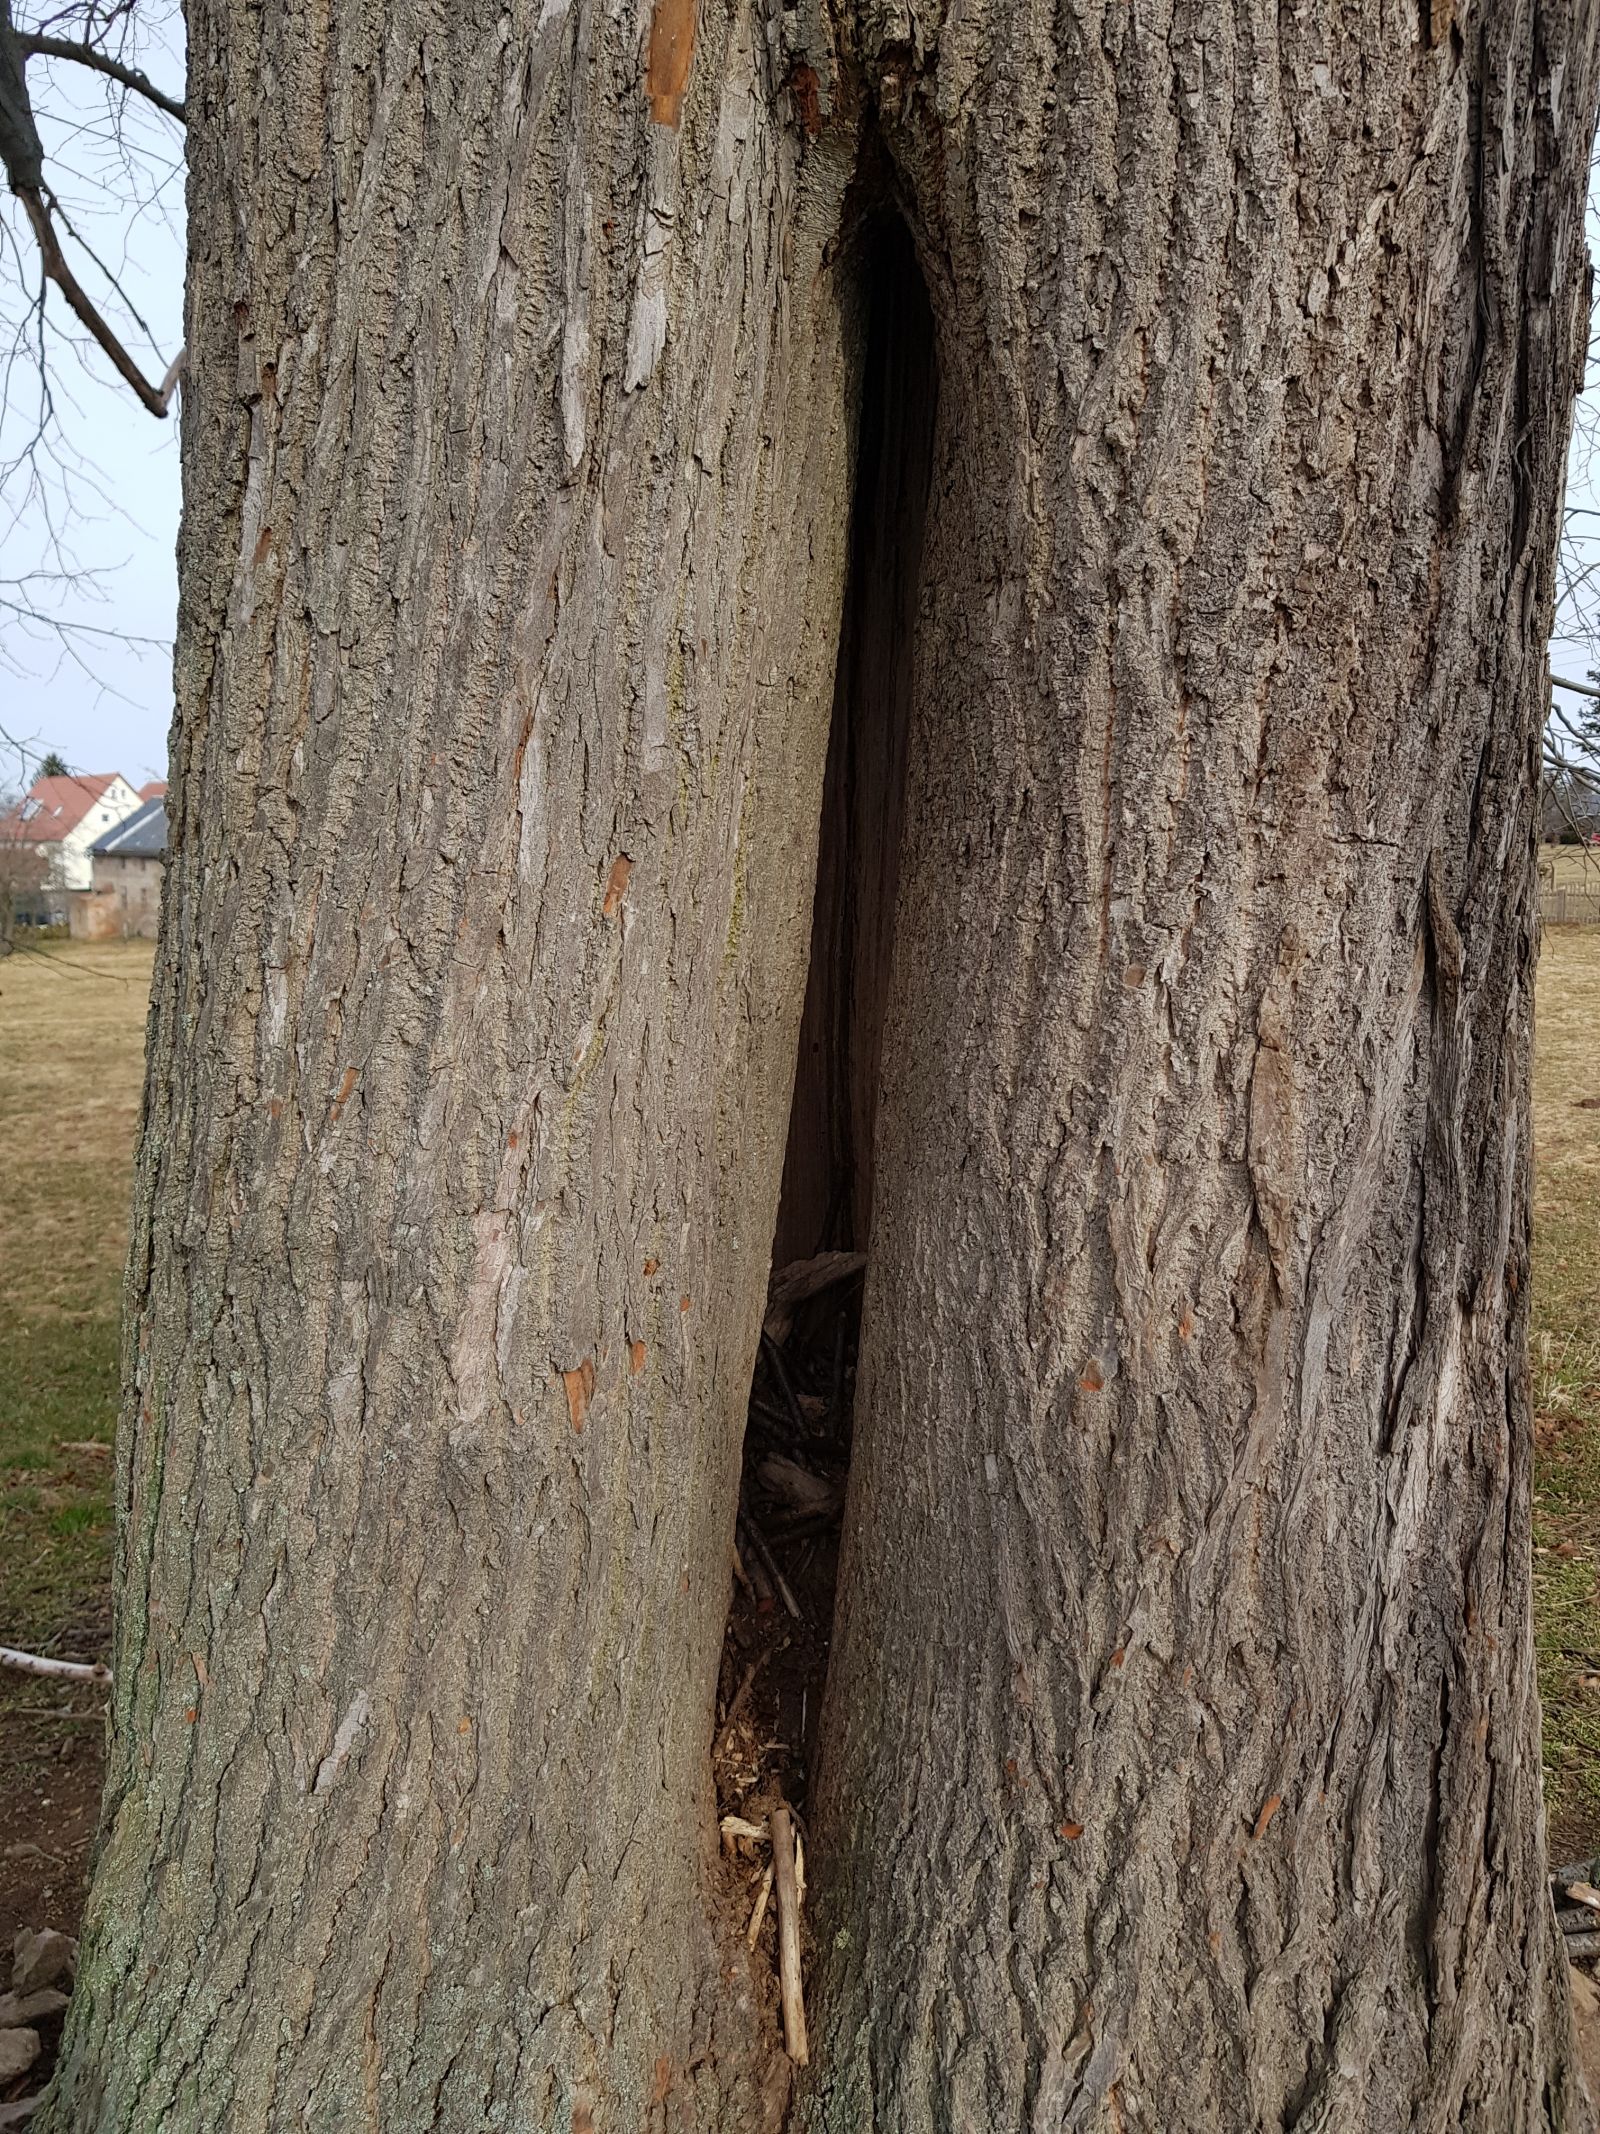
1 1645 110 1684
770 1805 808 2065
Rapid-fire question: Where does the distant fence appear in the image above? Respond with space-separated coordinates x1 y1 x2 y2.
1540 886 1600 926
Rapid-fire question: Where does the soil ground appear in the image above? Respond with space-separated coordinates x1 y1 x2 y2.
2 921 1599 2077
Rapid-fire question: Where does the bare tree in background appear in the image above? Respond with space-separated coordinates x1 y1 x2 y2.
0 0 183 780
0 790 55 946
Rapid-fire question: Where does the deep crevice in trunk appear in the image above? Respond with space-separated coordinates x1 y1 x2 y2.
711 202 936 1933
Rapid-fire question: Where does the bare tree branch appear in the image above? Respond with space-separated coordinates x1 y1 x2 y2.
0 0 180 415
14 30 181 120
14 178 173 411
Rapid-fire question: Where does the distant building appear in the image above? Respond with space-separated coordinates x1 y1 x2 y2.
71 797 169 941
0 771 142 923
137 779 167 803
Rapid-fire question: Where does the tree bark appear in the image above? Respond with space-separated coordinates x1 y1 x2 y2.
46 4 865 2125
42 0 1600 2130
805 7 1600 2130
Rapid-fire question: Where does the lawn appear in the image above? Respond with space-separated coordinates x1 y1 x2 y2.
0 938 153 1946
1 927 1598 1881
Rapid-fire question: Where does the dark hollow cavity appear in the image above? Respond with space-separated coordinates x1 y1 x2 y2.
714 210 937 1875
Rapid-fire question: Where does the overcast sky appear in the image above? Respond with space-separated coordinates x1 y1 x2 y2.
1 48 1597 791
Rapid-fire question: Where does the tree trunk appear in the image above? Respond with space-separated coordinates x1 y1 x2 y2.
43 1 1600 2130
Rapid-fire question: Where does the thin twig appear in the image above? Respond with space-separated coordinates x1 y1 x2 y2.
770 1806 808 2064
738 1509 801 1621
714 1652 772 1764
746 1861 774 1949
760 1332 811 1444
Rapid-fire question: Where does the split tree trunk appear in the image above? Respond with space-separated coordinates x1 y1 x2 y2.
44 0 1600 2130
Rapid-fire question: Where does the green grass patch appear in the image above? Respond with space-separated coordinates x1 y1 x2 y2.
0 941 149 1667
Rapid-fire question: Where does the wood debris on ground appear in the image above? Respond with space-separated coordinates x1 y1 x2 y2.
711 1253 862 2056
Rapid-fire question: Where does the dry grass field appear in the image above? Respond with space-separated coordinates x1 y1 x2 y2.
0 939 153 1946
1532 924 1600 1858
0 924 1598 1899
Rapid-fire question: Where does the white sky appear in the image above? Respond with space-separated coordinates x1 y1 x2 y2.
1 52 1597 791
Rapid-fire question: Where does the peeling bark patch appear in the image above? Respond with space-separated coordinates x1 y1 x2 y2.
603 854 633 916
1060 1822 1084 1840
645 0 695 127
562 1361 595 1431
313 1691 371 1795
629 1340 647 1374
1253 1795 1283 1840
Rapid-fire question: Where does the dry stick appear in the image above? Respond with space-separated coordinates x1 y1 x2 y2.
770 1806 808 2064
746 1861 774 1949
738 1511 801 1621
736 1527 775 1608
1 1645 110 1684
760 1333 812 1444
714 1651 773 1764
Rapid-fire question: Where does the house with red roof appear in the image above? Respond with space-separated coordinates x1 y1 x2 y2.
0 772 143 920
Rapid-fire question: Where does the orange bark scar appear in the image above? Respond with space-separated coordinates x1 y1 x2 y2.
562 1360 595 1431
328 1065 359 1123
645 0 696 126
629 1340 647 1375
603 853 633 917
1253 1794 1283 1839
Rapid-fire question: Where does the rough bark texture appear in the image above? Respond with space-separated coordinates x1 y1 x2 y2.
42 0 1600 2129
46 3 864 2124
807 6 1600 2130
